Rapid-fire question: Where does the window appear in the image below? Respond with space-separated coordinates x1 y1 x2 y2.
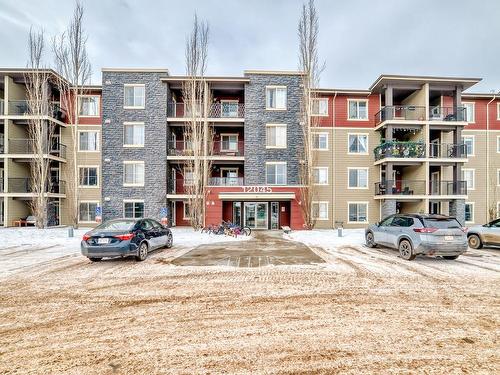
313 167 328 185
312 202 328 220
348 202 368 223
266 124 287 148
461 169 475 190
348 134 368 154
463 102 475 123
183 202 191 219
497 136 500 153
221 134 238 151
79 167 98 187
79 201 98 222
348 99 368 120
465 203 474 223
497 169 500 186
78 95 100 116
124 123 145 147
311 98 328 116
391 216 414 227
461 135 474 156
348 168 368 189
78 131 99 151
266 162 287 185
265 86 287 110
123 162 145 186
184 168 194 186
124 201 144 218
124 84 145 108
497 103 500 120
312 133 328 150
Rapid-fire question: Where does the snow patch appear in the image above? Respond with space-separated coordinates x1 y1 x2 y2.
284 229 366 250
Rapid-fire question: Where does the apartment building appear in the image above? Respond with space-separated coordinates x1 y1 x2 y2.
0 69 102 228
2 66 499 230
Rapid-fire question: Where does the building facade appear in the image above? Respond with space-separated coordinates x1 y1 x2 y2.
1 68 500 229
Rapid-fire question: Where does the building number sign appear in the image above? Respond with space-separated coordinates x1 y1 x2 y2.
243 186 273 193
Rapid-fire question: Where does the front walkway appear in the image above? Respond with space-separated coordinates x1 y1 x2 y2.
172 231 325 267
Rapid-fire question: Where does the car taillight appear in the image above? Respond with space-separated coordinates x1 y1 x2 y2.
414 227 438 233
114 233 134 241
83 234 90 241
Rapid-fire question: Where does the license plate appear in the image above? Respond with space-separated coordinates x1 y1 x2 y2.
97 238 110 244
444 236 454 241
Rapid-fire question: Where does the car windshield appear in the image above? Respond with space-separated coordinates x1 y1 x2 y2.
423 218 461 229
95 220 135 231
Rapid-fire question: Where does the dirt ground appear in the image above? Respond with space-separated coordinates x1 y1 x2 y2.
0 235 499 374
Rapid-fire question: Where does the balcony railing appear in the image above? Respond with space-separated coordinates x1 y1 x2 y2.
208 177 244 186
429 106 466 122
429 180 467 196
7 100 67 121
7 139 67 158
375 180 426 196
375 180 467 196
167 102 245 118
428 143 467 158
374 141 425 161
167 140 244 156
375 106 426 125
6 178 65 194
0 179 3 193
0 99 4 114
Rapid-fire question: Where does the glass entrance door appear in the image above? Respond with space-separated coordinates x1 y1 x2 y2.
244 202 268 229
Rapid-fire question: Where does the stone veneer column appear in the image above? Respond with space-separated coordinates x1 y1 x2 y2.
449 199 465 225
381 200 397 219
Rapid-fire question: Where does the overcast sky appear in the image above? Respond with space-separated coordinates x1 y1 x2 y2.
1 0 499 92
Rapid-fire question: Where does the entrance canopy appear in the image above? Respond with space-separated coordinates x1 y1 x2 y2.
218 192 296 201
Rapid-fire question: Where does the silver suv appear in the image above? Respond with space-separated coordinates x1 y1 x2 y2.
365 214 467 260
467 218 500 249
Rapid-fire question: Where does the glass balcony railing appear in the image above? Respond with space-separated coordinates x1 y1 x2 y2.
167 102 245 118
208 177 244 186
167 140 244 156
375 180 467 196
375 106 426 125
429 180 467 196
428 143 467 158
7 139 67 158
6 100 67 121
429 106 466 122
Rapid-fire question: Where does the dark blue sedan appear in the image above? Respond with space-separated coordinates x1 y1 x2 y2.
81 218 173 262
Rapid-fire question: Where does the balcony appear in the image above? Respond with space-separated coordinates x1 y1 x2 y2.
6 139 67 159
375 180 467 197
429 143 467 159
167 102 245 119
0 99 4 114
374 141 425 161
375 180 426 196
6 100 67 121
429 180 467 196
375 106 426 125
167 141 244 157
429 106 466 122
209 177 244 186
5 178 65 194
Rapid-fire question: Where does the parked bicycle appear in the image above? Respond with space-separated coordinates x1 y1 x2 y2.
202 221 251 237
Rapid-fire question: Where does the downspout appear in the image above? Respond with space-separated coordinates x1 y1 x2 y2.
331 91 337 229
486 92 498 220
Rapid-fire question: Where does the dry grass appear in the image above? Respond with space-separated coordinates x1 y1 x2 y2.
0 254 499 375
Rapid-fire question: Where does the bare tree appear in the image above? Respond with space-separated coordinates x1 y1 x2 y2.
25 28 55 228
52 0 92 228
182 14 211 229
298 0 324 229
488 171 499 220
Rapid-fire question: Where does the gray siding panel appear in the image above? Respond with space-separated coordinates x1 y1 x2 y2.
101 72 167 221
244 74 303 185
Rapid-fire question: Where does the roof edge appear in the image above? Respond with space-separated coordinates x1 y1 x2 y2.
101 68 169 73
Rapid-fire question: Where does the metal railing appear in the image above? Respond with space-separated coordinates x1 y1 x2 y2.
50 180 66 194
208 177 244 186
374 141 425 161
168 179 193 194
429 106 466 122
8 178 32 193
428 143 467 158
7 100 67 121
375 180 426 196
429 180 467 195
375 105 426 125
167 140 244 156
167 102 245 118
7 139 66 158
0 179 3 193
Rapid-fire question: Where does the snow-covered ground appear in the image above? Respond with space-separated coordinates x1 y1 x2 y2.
0 226 250 278
285 228 366 250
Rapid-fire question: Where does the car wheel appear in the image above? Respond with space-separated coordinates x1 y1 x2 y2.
468 234 483 249
399 239 416 260
166 233 173 248
443 255 459 260
88 257 102 262
135 242 148 261
365 231 377 248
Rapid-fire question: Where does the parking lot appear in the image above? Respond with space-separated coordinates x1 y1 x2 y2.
0 228 499 374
